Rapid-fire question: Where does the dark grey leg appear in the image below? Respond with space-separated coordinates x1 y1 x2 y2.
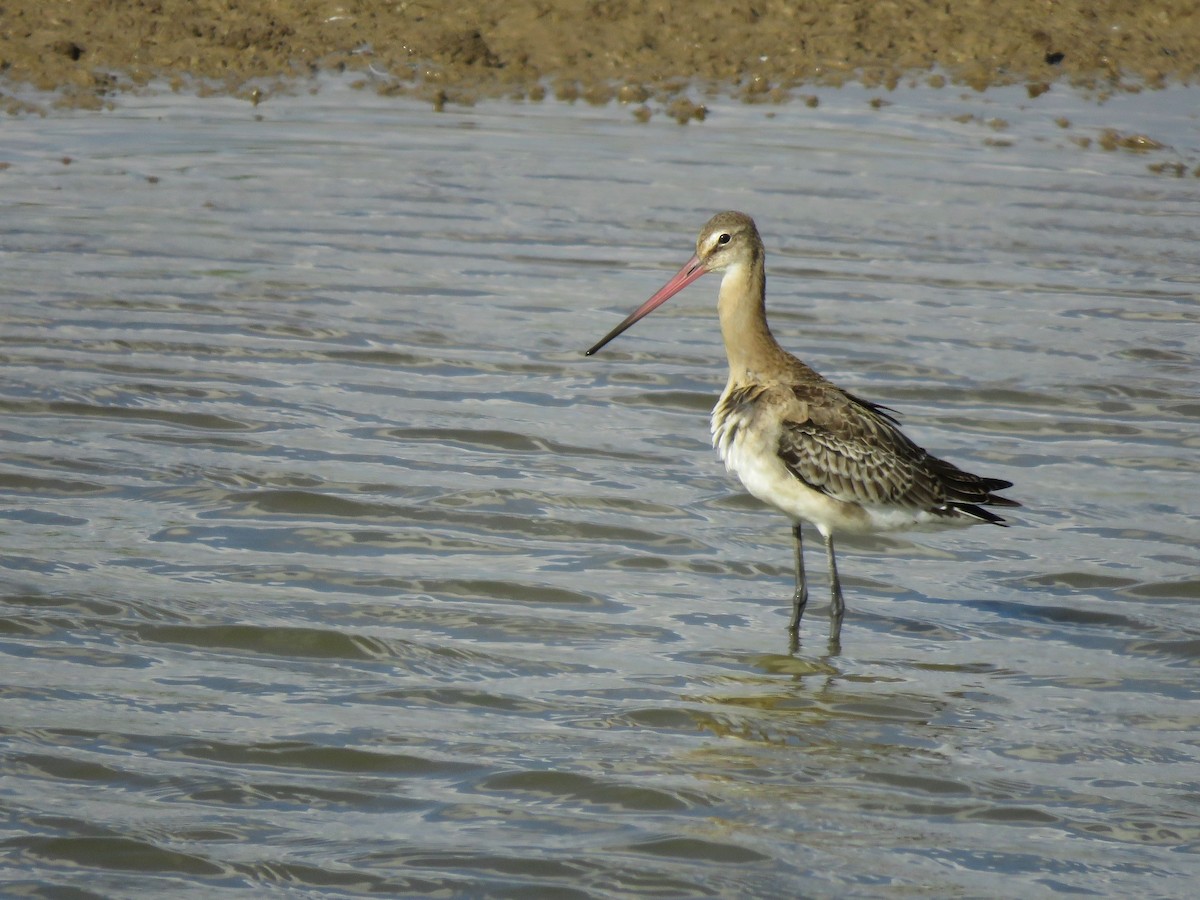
788 523 808 632
825 532 845 648
825 532 845 620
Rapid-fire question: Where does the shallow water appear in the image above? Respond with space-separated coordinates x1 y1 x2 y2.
1 78 1198 897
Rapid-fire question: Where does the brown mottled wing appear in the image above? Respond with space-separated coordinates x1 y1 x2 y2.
778 385 1018 521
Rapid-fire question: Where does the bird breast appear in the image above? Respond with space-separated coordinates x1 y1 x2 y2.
711 382 770 471
711 380 891 535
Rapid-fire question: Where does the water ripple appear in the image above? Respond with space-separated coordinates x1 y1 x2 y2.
1 81 1198 897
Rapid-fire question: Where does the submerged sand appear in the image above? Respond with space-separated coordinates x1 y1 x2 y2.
3 0 1199 114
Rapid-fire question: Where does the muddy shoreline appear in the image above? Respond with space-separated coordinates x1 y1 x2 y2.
3 1 1198 115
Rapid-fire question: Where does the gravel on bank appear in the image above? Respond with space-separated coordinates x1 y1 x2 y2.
3 1 1198 114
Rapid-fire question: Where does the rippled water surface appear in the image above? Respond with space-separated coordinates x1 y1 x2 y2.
2 78 1198 897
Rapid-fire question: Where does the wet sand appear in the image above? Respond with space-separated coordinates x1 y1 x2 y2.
3 1 1199 113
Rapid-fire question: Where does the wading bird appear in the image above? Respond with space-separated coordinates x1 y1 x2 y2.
586 211 1017 642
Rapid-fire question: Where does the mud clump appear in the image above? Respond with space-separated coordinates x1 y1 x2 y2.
1097 129 1166 152
2 1 1199 110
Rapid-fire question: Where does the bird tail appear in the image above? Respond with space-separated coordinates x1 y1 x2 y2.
938 471 1020 527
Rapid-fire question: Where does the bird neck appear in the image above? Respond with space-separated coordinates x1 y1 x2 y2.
717 259 785 381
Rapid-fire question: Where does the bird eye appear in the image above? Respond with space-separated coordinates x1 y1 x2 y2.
717 233 731 245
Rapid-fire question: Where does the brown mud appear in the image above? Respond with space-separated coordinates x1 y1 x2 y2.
2 1 1198 116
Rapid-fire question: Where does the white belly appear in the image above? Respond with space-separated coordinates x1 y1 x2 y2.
711 396 940 536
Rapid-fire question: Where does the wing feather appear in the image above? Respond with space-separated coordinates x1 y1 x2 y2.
778 384 1018 522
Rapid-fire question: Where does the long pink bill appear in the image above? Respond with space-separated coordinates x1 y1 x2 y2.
585 253 708 356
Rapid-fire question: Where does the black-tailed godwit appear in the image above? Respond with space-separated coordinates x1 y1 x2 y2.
586 211 1018 642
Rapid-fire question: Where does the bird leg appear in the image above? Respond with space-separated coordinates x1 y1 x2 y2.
788 523 809 632
824 532 845 620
